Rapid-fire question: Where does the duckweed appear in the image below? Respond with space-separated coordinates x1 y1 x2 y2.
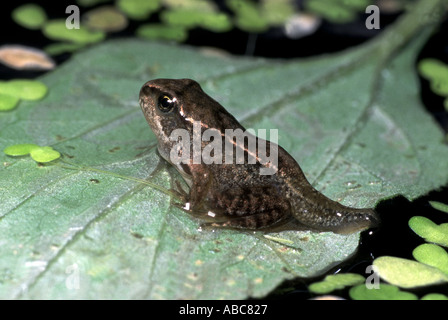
4 144 61 163
12 3 47 30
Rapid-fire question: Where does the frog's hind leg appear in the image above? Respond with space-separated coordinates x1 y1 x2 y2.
201 185 292 230
202 209 290 230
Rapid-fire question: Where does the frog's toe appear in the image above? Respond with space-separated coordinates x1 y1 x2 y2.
172 200 191 213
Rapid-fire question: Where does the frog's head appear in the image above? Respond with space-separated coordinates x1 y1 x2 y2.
139 78 245 168
140 79 206 163
140 78 196 135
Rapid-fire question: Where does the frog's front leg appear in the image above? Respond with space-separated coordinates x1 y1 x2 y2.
171 164 214 215
170 180 189 207
187 165 214 211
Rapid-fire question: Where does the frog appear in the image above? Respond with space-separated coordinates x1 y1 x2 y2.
139 78 379 234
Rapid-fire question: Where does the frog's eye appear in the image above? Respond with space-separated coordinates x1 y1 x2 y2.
158 95 176 112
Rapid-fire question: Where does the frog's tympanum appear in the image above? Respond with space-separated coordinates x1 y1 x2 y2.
139 78 379 234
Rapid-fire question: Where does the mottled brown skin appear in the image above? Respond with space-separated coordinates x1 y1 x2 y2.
139 78 379 234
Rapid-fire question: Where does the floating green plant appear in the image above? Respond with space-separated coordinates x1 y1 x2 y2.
136 24 188 42
0 93 20 111
412 243 448 275
44 42 86 56
0 79 48 100
76 0 111 6
261 0 296 25
418 58 448 96
3 143 40 156
83 6 129 32
373 256 448 288
3 144 175 198
349 283 418 300
43 19 105 45
421 293 448 300
409 216 448 247
12 3 47 30
161 9 232 32
4 144 61 163
11 0 303 51
429 201 448 214
305 0 369 23
309 273 365 294
117 0 161 20
418 58 448 82
226 0 270 32
29 146 62 163
0 79 48 111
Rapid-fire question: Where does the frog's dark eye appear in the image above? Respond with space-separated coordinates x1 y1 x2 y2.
158 95 176 113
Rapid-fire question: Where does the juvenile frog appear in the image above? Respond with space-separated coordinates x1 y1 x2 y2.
139 79 379 234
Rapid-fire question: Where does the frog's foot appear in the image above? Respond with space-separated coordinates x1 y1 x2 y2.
172 200 194 214
170 181 213 217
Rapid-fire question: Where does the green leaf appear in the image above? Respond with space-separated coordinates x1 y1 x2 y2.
412 244 448 275
29 146 61 163
418 58 448 81
3 143 39 156
136 24 188 42
83 6 128 32
418 58 448 97
44 42 86 56
341 0 371 10
261 0 296 25
409 216 448 247
161 9 232 32
373 256 448 288
76 0 111 7
1 0 448 299
309 273 365 294
431 79 448 96
117 0 161 20
421 293 448 300
226 0 269 32
160 0 231 32
199 12 233 32
429 201 448 214
349 284 418 300
306 0 356 23
0 93 20 111
4 144 60 163
0 80 48 101
42 19 105 44
12 4 47 30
